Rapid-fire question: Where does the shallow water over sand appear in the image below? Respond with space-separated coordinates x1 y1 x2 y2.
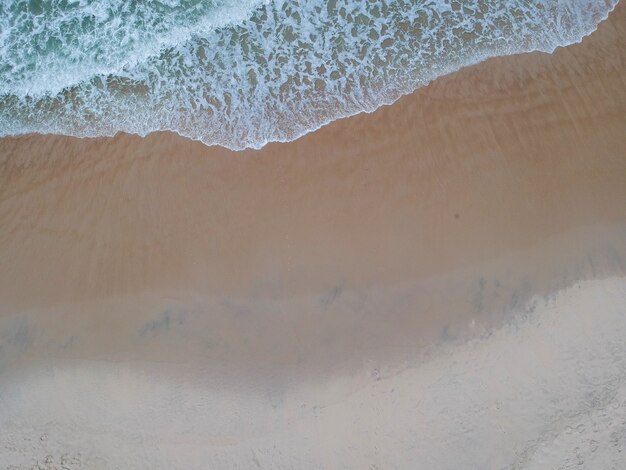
0 0 618 149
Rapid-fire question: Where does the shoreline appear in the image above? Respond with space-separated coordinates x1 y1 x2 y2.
0 5 625 469
2 5 619 152
1 3 624 376
2 7 626 307
0 3 624 367
1 1 618 151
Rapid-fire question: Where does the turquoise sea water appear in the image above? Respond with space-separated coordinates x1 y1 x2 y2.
0 0 618 150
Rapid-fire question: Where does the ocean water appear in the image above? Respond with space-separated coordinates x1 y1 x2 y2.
0 0 618 150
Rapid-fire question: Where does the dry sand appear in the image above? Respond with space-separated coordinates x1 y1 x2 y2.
2 277 625 469
0 5 625 469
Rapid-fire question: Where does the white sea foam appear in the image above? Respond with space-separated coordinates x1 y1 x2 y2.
0 0 269 97
0 0 618 150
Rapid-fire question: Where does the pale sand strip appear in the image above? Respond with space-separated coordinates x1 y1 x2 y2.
2 278 625 468
0 6 625 469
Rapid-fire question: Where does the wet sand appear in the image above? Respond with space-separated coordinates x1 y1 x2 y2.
1 6 626 469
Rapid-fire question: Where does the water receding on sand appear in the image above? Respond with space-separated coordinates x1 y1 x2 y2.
0 0 618 149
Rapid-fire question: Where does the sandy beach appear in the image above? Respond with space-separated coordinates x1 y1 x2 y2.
1 5 625 469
